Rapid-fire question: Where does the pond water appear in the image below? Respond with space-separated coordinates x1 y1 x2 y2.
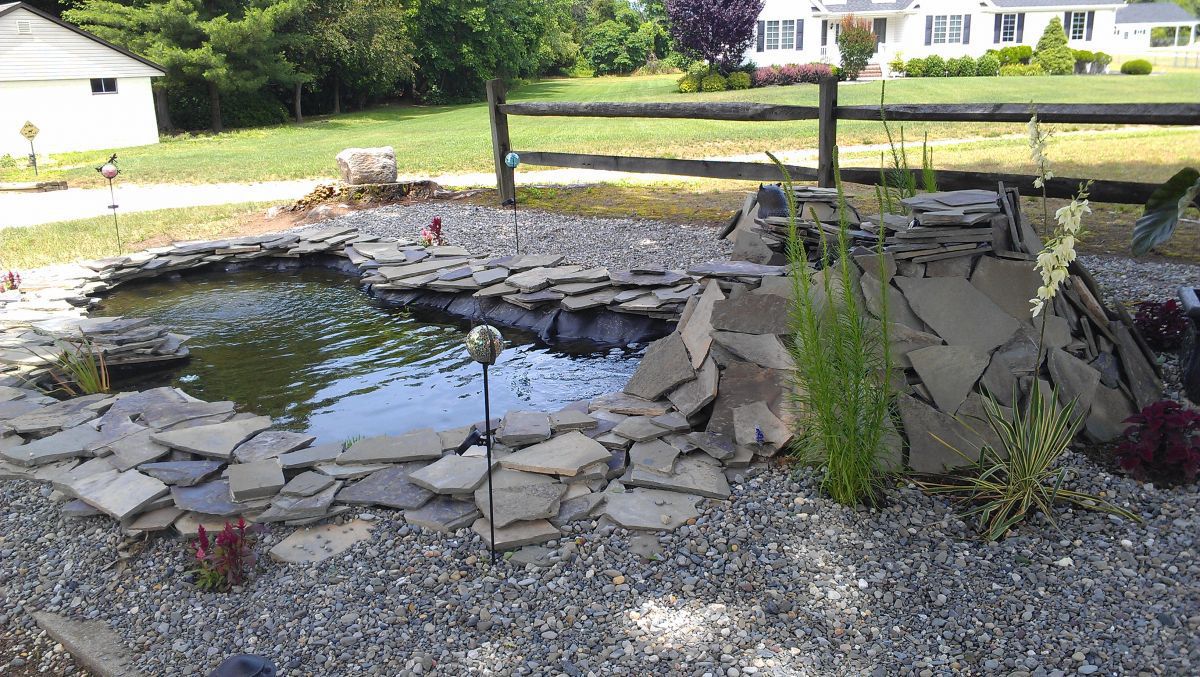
97 268 643 444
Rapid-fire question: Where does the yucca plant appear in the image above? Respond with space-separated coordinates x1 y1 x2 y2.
48 332 110 396
918 383 1139 541
770 150 895 507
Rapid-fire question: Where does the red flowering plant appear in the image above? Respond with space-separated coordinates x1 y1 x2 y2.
419 216 445 247
1133 300 1190 352
191 518 265 592
1 270 20 292
1116 400 1200 485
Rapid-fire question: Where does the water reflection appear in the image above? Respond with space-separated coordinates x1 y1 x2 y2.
98 268 642 443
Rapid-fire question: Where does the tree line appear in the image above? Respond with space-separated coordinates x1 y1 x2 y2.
25 0 754 132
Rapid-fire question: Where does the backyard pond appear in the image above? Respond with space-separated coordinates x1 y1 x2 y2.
97 267 642 443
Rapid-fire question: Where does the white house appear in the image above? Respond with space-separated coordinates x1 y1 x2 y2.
749 0 1180 71
0 2 164 159
1113 1 1199 49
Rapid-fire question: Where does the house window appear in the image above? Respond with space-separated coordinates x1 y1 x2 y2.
932 15 965 44
1000 14 1017 42
766 20 780 50
90 78 117 94
1069 12 1087 40
781 20 795 50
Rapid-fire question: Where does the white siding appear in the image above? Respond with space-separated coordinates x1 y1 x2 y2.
0 76 160 156
0 7 162 82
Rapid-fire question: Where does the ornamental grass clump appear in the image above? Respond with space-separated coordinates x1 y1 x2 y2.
47 332 110 396
916 112 1139 540
769 151 895 507
192 519 264 592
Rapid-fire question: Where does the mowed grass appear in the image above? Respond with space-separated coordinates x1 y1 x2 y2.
0 202 271 269
4 73 1197 188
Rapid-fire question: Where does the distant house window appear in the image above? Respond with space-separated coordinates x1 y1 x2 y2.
1069 12 1087 40
933 15 965 44
766 20 780 50
1000 14 1018 43
16 19 31 34
781 20 795 50
90 78 118 94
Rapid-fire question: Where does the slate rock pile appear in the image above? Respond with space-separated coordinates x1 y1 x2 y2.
720 184 1164 474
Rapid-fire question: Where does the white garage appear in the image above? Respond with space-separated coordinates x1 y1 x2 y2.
0 2 164 159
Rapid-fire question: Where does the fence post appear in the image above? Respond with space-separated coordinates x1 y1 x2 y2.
817 76 838 188
486 79 516 204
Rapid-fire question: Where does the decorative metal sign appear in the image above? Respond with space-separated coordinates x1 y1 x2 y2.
19 121 38 140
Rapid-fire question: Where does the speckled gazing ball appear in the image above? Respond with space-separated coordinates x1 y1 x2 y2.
504 152 520 169
100 163 119 179
465 325 504 364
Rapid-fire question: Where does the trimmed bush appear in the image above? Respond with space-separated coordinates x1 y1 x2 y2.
1121 59 1153 75
727 71 751 89
753 66 781 87
977 53 1001 76
923 54 948 77
677 74 700 93
1035 46 1075 75
997 45 1033 65
1093 51 1113 73
753 63 832 87
701 73 727 92
904 57 927 77
999 63 1046 76
948 56 977 77
889 54 906 75
837 15 876 80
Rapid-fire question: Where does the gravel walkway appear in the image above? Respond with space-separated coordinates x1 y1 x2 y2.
325 202 734 271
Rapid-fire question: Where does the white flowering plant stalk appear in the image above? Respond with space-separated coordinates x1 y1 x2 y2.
1027 111 1054 234
1030 183 1092 320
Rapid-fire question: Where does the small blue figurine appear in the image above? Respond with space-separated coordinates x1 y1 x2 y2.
755 426 765 446
504 152 520 169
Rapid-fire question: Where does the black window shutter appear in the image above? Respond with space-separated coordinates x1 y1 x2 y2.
821 20 828 47
1064 11 1071 34
1016 13 1025 42
1086 11 1095 40
925 16 933 45
963 15 972 44
757 20 765 52
797 19 804 50
994 14 1002 43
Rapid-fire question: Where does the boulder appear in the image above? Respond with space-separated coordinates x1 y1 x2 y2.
335 146 397 185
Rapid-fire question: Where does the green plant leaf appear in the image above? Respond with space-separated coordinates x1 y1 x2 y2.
1132 167 1200 256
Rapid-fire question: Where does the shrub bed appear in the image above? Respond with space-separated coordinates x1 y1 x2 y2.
1121 59 1153 75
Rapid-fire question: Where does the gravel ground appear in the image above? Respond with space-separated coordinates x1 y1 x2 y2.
1 457 1196 676
324 202 734 271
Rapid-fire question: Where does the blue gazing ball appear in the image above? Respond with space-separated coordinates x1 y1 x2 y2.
504 152 520 169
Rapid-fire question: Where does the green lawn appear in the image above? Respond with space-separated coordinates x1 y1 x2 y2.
5 73 1198 188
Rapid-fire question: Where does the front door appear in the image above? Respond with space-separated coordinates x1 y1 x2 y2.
873 17 887 54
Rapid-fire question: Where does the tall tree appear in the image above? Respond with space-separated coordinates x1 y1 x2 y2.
310 0 416 113
664 0 762 72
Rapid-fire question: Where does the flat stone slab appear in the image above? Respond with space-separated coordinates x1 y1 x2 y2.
314 462 390 479
687 261 786 277
894 276 1021 354
139 400 235 430
125 506 184 533
71 469 169 521
629 439 680 474
627 456 732 499
711 331 795 371
474 468 566 527
604 488 700 531
3 394 110 435
269 519 374 564
499 431 612 477
495 411 552 446
549 410 597 432
732 401 792 455
279 471 335 497
404 496 480 533
1 424 103 467
1048 348 1101 419
151 416 273 460
551 492 606 526
667 356 719 418
969 256 1043 323
52 456 115 494
171 480 250 517
233 431 316 463
278 442 342 469
687 431 736 461
227 460 285 502
908 345 990 414
408 455 489 495
336 464 433 509
338 428 442 464
623 332 696 401
139 460 225 487
471 517 559 550
256 483 340 523
898 394 996 474
613 416 668 442
589 392 670 417
710 293 791 335
105 429 172 472
32 611 146 677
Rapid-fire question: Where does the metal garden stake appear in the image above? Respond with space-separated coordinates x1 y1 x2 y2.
96 154 122 253
503 152 521 254
465 324 504 562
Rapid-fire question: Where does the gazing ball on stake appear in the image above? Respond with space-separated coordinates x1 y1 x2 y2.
465 325 504 364
504 152 520 169
100 162 119 179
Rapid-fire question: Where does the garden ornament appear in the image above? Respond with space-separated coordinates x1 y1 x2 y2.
95 153 123 253
465 324 505 562
756 183 791 219
208 655 277 677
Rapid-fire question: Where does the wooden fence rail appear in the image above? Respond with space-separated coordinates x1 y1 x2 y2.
486 78 1200 205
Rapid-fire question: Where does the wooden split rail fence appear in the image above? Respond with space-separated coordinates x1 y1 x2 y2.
486 77 1199 206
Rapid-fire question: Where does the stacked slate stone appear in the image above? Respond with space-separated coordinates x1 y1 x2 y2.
720 185 1163 474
